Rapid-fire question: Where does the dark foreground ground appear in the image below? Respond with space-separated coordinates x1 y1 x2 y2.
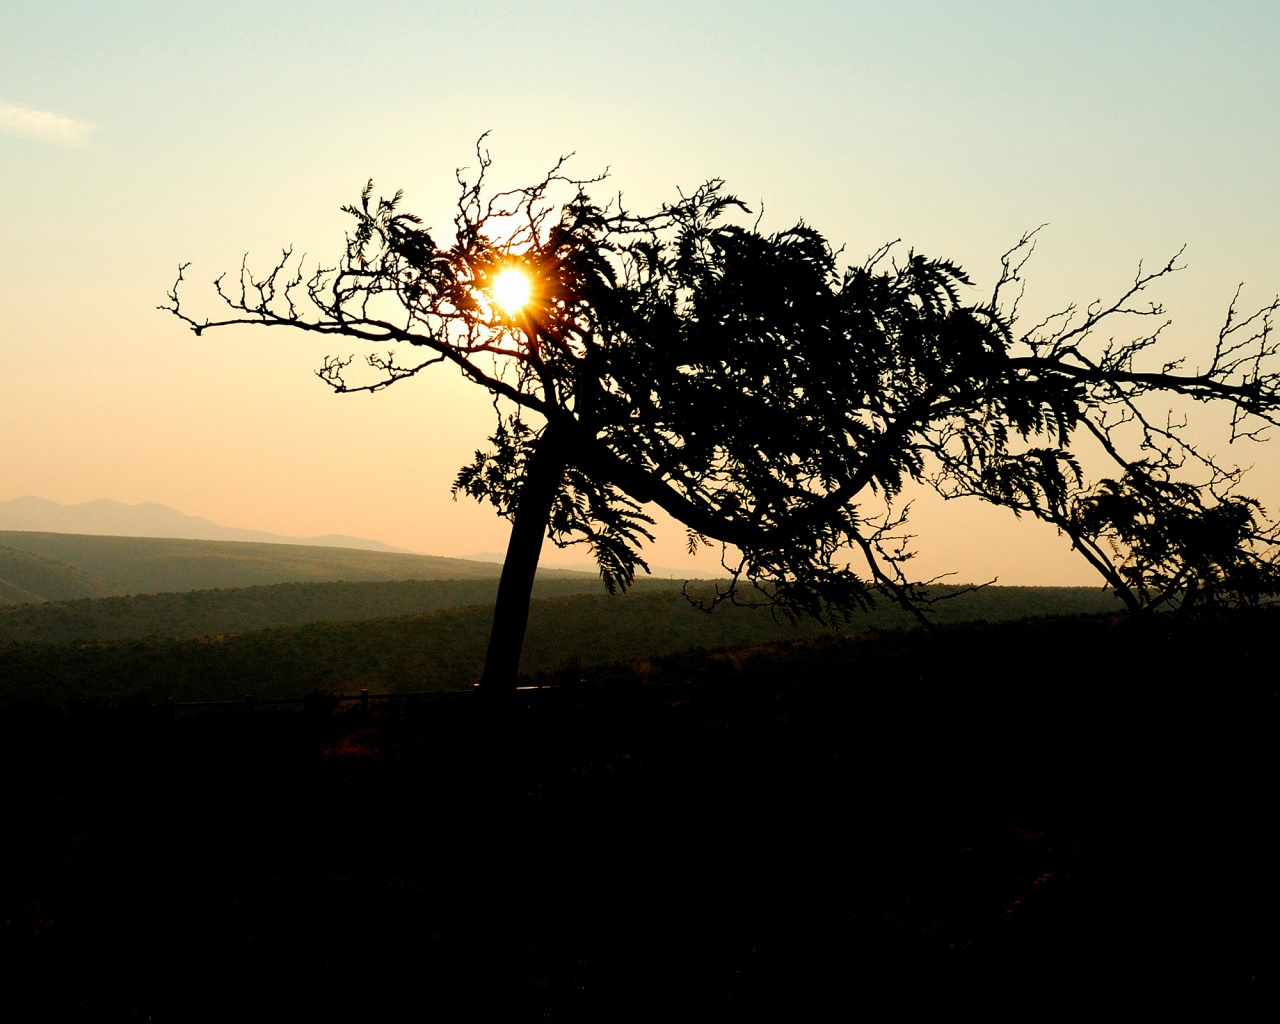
2 611 1276 1019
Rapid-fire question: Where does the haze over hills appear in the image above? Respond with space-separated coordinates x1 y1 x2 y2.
0 497 708 580
0 497 414 553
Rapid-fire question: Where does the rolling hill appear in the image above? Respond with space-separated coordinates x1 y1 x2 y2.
0 545 118 604
0 531 595 603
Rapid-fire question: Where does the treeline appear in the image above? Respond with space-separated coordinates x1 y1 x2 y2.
0 575 1124 647
0 584 1123 707
0 577 623 644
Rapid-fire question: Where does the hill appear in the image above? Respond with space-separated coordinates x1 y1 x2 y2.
0 532 596 602
0 545 118 604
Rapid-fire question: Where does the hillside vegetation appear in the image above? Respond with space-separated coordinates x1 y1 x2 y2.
0 576 637 644
0 531 1129 707
0 583 1124 707
0 545 118 604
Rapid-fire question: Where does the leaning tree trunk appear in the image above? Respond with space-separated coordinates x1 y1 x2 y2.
478 424 568 690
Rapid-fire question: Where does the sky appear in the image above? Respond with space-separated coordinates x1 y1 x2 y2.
3 1 1279 586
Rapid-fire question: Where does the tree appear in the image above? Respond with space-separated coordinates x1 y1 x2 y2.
164 142 1280 687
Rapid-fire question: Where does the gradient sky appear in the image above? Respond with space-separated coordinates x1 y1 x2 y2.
3 1 1278 585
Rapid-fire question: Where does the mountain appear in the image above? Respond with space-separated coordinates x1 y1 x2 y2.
0 497 413 553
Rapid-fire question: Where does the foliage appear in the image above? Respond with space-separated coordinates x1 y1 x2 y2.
934 243 1280 613
1072 469 1280 613
164 141 1280 645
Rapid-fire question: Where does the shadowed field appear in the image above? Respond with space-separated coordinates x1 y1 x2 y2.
2 610 1274 1018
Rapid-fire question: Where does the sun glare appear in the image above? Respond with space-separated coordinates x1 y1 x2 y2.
492 267 532 315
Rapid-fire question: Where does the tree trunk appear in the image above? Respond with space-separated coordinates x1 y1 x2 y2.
478 424 568 690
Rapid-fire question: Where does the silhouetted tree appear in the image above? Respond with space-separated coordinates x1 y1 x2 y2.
165 141 1280 686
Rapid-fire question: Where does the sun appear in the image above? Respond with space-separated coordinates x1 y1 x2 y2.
492 266 532 315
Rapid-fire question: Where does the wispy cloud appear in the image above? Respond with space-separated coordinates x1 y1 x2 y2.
0 100 95 149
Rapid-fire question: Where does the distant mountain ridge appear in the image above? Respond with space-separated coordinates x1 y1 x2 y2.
0 496 413 553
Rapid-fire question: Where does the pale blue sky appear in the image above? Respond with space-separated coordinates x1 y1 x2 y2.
3 2 1278 583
